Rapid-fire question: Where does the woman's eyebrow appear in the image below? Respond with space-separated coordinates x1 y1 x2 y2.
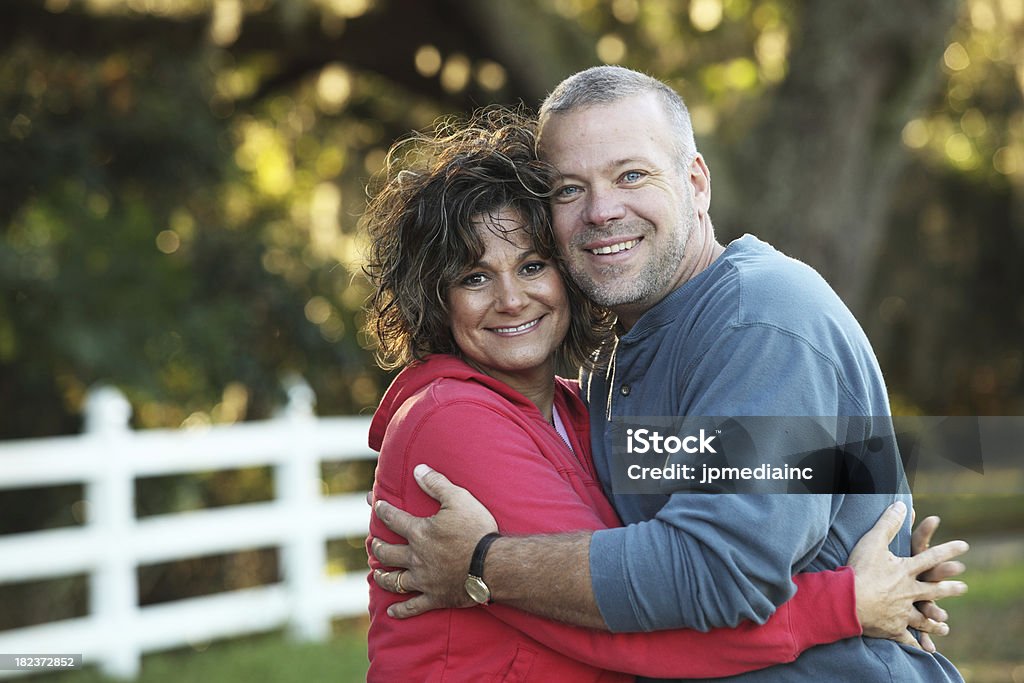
472 250 539 270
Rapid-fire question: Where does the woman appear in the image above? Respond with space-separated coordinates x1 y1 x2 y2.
362 109 906 681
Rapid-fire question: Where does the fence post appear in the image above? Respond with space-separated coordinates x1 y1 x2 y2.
277 378 331 642
84 386 141 680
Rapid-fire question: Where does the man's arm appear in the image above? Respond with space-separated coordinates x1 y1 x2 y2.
372 466 967 645
488 531 597 622
376 505 867 677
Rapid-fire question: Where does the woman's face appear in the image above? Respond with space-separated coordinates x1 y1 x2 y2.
448 208 570 387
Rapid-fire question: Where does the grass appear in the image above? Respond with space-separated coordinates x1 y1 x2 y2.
927 535 1024 683
26 561 1022 683
912 493 1024 539
28 621 368 683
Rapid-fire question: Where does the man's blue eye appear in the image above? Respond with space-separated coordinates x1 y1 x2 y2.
623 171 645 183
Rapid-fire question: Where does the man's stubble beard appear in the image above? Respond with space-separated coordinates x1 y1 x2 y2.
566 212 693 312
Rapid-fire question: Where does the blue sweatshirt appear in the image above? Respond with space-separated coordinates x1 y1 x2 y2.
581 235 962 682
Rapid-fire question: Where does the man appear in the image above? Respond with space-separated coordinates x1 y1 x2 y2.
371 66 965 681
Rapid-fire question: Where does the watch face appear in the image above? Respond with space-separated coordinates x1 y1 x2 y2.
464 575 491 604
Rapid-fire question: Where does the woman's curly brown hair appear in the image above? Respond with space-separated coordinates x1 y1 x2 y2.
362 107 612 371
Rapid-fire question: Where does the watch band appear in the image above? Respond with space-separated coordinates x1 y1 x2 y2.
469 532 501 583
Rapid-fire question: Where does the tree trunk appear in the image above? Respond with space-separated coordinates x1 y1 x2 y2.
719 0 958 313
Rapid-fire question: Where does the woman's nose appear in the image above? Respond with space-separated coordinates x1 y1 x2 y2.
494 279 528 313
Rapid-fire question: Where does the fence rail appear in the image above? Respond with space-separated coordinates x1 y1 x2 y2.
0 384 377 679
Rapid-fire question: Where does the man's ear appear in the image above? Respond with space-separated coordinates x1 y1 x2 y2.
688 154 711 216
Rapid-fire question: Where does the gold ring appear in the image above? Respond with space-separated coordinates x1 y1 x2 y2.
394 570 408 594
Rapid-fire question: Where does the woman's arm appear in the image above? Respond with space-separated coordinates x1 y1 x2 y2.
487 569 857 678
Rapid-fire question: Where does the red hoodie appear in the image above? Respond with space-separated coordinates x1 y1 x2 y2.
366 355 860 682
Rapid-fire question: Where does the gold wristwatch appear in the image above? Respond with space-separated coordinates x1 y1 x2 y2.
464 533 500 605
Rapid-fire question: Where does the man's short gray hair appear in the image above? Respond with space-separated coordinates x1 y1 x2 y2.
538 65 697 165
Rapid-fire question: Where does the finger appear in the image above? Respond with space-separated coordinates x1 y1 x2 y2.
894 629 922 650
907 610 949 637
846 501 907 567
911 515 940 555
374 499 419 540
911 507 916 527
373 568 416 595
919 560 966 583
387 594 440 619
914 578 968 602
373 569 395 593
917 600 948 623
366 490 374 507
918 632 936 653
370 538 412 569
908 539 969 575
373 569 406 594
412 464 463 506
866 501 908 548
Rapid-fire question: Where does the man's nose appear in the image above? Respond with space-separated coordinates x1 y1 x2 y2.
583 187 626 226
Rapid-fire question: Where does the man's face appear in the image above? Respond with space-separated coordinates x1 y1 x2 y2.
540 93 706 324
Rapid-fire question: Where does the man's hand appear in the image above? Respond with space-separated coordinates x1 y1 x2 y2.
370 464 497 618
847 501 968 651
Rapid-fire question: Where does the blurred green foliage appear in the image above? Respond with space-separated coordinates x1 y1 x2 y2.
2 0 1022 436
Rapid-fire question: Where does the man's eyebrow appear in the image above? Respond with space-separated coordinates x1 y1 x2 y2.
608 157 655 169
555 157 657 179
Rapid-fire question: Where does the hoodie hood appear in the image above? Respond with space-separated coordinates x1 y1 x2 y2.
368 354 545 451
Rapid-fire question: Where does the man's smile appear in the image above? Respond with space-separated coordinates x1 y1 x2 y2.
586 238 642 255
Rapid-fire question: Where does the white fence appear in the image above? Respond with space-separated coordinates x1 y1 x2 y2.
0 383 377 680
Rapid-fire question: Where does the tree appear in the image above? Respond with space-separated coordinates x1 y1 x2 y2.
724 0 958 310
1 0 1020 438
